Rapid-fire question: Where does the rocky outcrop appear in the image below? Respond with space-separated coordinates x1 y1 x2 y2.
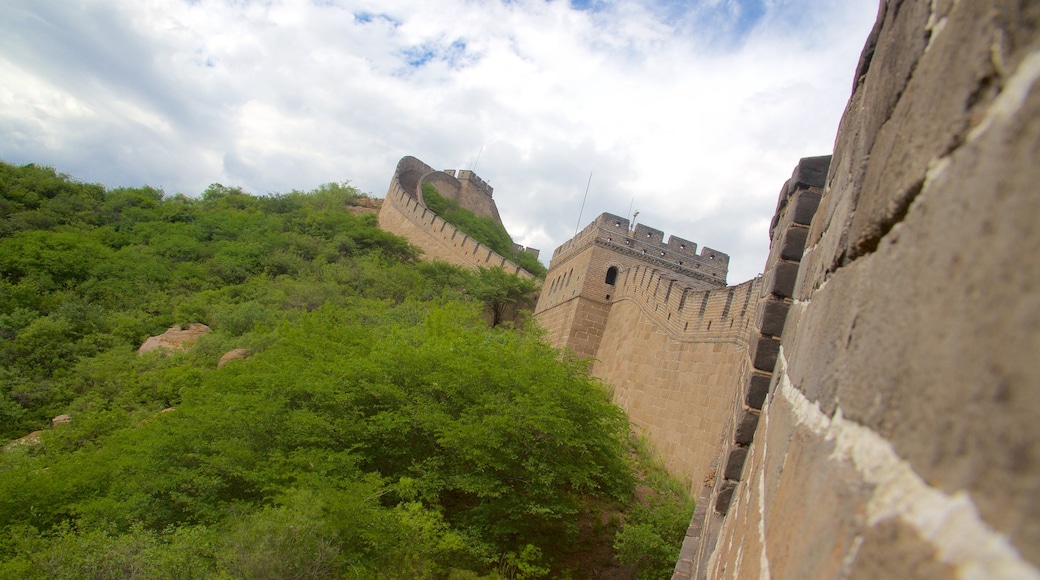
4 431 44 450
218 348 249 368
137 323 210 355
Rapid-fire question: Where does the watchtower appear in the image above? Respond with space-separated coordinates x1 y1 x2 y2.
533 213 728 357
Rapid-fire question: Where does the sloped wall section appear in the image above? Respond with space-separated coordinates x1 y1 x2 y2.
534 212 747 490
378 156 535 278
593 271 759 491
689 1 1040 578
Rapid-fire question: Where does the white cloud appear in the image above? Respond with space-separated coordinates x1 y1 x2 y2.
0 0 878 282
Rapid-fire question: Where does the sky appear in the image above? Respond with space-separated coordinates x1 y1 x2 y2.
0 0 879 283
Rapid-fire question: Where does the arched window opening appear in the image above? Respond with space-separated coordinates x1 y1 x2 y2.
605 266 618 285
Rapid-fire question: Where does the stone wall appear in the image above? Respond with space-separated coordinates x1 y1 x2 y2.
593 273 759 488
674 155 828 579
535 213 727 358
689 1 1040 577
378 156 535 278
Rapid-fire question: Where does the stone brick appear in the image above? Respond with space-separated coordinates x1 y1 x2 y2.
734 409 760 446
745 372 771 410
755 298 790 337
790 156 831 190
715 480 737 515
779 225 809 262
791 189 822 227
846 0 1023 263
723 446 748 481
762 260 799 299
749 335 780 372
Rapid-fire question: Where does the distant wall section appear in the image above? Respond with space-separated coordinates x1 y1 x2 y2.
535 213 727 358
378 156 535 278
593 270 759 488
534 211 750 489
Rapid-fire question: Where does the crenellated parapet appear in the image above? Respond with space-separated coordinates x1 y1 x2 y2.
608 266 758 344
447 169 495 200
547 213 728 285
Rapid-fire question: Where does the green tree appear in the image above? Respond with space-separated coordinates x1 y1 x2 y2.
465 267 540 327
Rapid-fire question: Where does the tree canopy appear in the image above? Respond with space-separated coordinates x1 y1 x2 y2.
0 161 690 579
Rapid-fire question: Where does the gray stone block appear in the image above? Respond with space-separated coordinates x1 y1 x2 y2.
764 260 800 299
745 372 771 410
723 446 749 481
734 409 760 445
756 298 790 337
780 225 809 262
750 335 781 372
715 480 737 515
791 155 831 190
792 190 822 226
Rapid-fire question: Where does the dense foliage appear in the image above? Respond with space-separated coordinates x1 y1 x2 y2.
421 183 547 279
0 162 691 578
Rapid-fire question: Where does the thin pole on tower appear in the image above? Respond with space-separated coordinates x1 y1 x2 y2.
575 170 593 235
471 145 484 172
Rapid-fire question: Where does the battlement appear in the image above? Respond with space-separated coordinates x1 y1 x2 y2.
611 265 759 343
443 169 495 199
513 244 540 259
548 213 729 286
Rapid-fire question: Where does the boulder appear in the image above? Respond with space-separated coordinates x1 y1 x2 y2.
4 431 43 451
218 348 249 368
138 323 210 355
51 414 71 427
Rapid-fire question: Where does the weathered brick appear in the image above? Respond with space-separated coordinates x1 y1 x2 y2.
763 260 800 298
734 409 760 445
750 335 780 372
723 446 749 481
779 225 809 262
715 480 737 515
791 189 823 226
756 298 790 337
745 372 771 410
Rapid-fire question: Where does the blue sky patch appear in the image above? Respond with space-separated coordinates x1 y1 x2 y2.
403 45 436 67
399 38 474 70
353 11 400 27
569 0 606 12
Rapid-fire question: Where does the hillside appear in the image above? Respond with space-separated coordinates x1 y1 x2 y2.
0 162 690 579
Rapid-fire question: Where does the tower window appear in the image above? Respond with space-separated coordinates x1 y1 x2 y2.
605 266 618 285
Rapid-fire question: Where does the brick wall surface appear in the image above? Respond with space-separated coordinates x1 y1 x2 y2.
593 276 759 488
534 213 728 358
533 211 752 496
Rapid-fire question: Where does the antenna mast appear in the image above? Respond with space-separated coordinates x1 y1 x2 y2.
574 171 593 235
